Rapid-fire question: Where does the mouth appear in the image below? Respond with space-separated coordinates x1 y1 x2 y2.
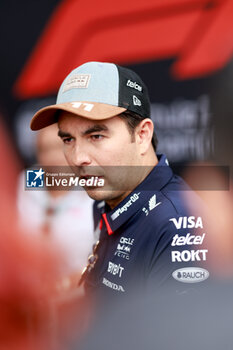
80 174 104 180
79 175 105 190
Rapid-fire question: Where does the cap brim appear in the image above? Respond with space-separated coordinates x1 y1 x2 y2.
30 102 127 130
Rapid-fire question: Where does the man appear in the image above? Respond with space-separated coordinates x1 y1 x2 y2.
30 62 209 298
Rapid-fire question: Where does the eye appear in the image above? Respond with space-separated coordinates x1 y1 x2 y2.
62 137 74 144
90 134 103 141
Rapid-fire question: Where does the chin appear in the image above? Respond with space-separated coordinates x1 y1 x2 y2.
84 188 107 201
84 188 124 204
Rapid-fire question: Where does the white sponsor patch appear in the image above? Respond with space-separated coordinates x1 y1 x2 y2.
111 193 140 220
120 237 134 245
169 216 203 230
102 277 125 292
126 79 142 91
171 249 208 262
172 267 209 283
63 74 91 92
149 194 161 211
108 261 124 278
114 237 134 260
71 102 94 111
133 95 142 106
171 233 206 246
117 244 131 253
142 195 161 216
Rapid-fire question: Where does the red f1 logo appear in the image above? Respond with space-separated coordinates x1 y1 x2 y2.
14 0 233 98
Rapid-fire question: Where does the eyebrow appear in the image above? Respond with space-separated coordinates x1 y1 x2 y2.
58 130 72 138
58 124 109 139
82 124 108 136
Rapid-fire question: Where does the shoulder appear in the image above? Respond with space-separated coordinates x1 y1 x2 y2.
141 183 191 230
136 184 202 255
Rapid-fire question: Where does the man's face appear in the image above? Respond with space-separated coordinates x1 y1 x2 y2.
58 111 143 207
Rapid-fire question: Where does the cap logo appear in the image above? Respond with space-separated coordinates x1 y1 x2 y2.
63 74 91 92
71 102 94 111
126 79 142 92
133 95 142 106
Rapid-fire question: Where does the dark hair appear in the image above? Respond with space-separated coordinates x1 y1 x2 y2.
119 111 158 152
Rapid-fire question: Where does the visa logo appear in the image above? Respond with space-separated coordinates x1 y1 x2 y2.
169 216 203 230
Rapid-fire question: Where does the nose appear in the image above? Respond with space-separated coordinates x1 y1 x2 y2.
70 144 92 167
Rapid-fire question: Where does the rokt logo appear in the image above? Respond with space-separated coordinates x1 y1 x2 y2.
26 168 45 188
171 249 208 262
172 267 209 283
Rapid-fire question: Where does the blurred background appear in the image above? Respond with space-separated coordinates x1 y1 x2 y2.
0 0 233 169
0 0 233 349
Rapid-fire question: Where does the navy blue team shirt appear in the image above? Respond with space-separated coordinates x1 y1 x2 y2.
84 154 209 297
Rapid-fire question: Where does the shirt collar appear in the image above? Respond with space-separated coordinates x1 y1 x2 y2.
101 154 173 235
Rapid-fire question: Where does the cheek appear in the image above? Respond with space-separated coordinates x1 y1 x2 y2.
98 147 126 165
111 143 138 165
63 146 73 165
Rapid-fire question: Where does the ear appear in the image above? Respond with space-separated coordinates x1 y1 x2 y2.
135 118 154 155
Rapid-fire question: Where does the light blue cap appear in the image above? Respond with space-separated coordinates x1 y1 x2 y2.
31 61 126 130
30 61 150 130
57 62 120 106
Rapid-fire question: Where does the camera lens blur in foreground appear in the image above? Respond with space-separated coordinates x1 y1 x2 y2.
0 119 92 350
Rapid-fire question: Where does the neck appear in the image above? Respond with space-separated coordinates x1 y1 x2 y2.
107 152 158 209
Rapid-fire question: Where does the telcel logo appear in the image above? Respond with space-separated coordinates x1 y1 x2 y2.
126 79 142 91
171 233 205 246
172 267 209 283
